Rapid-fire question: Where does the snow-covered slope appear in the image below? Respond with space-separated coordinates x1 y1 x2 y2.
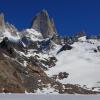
20 29 43 41
46 37 100 91
0 28 43 42
0 29 20 42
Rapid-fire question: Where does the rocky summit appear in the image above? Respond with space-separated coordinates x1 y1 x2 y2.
0 10 100 94
0 13 5 32
31 9 57 38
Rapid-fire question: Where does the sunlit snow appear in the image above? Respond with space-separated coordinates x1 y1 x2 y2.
46 37 100 90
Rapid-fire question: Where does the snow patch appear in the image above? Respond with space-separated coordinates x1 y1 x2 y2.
34 84 59 94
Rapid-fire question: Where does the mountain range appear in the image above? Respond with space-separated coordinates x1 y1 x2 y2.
0 10 100 94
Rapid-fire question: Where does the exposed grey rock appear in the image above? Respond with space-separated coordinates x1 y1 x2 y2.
97 46 100 52
52 72 69 80
57 44 73 54
31 9 57 38
0 13 5 41
75 31 86 38
0 13 5 31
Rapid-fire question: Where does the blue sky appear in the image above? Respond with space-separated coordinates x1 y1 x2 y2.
0 0 100 36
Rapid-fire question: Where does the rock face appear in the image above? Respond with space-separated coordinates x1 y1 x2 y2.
5 23 19 37
57 44 73 54
31 10 57 38
0 13 5 31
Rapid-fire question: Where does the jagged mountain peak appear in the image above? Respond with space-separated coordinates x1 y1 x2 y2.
31 9 57 38
38 9 49 17
0 13 4 19
0 13 5 31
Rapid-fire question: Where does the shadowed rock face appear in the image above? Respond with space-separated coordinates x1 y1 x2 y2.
31 10 57 38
